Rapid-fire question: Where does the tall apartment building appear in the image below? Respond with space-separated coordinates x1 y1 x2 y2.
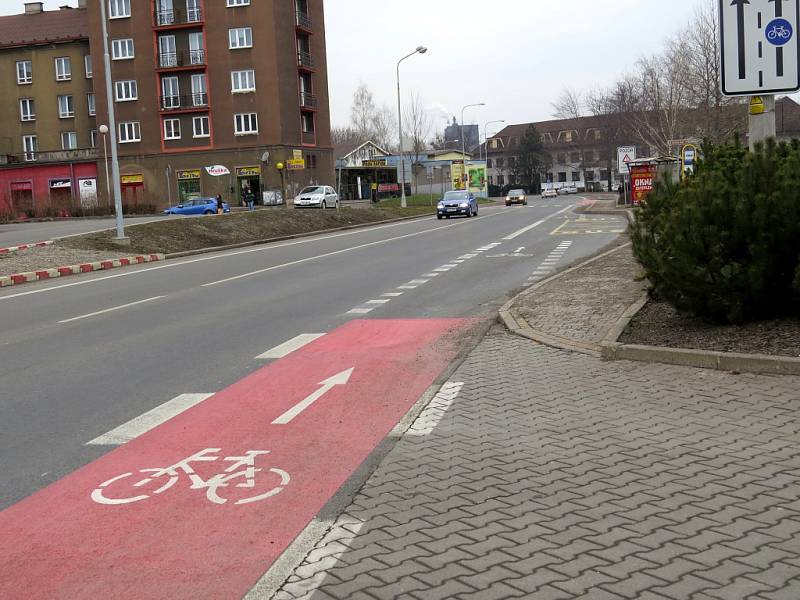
0 0 332 217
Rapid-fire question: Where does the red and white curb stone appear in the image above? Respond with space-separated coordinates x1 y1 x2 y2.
0 254 165 288
0 240 53 254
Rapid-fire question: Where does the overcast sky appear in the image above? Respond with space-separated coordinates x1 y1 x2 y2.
9 0 711 133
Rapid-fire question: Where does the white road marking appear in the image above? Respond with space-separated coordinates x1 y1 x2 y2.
433 267 451 272
382 292 404 297
407 382 464 436
272 368 354 425
87 393 215 446
408 279 430 285
58 296 165 324
423 273 440 278
397 285 418 290
503 205 574 240
366 299 391 305
256 333 325 360
347 307 374 314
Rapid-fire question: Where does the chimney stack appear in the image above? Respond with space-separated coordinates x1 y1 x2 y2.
24 3 44 14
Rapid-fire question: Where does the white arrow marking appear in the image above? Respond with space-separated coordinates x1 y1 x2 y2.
272 368 355 425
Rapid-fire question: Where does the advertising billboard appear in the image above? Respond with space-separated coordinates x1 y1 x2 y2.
466 162 488 197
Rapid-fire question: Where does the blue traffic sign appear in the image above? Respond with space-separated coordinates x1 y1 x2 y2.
766 18 794 46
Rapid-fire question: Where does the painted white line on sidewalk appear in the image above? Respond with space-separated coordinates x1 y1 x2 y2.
503 204 575 241
256 333 325 360
87 393 215 446
58 296 165 324
407 382 465 436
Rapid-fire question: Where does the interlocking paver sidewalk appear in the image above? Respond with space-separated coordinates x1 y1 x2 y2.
272 326 800 600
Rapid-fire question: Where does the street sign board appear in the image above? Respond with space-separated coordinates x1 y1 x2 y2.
617 146 636 173
720 0 800 96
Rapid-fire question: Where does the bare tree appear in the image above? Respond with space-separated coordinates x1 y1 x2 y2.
331 126 360 147
373 106 397 151
403 91 433 192
551 88 584 120
350 84 377 141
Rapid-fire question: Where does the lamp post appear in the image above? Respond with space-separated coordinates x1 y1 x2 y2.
396 45 428 208
98 124 111 206
461 103 485 189
482 120 505 161
99 0 126 242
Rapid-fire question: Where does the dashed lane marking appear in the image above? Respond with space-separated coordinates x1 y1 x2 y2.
256 333 326 360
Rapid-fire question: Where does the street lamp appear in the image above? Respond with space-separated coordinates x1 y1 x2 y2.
461 103 485 185
98 125 111 206
396 45 428 208
482 120 505 161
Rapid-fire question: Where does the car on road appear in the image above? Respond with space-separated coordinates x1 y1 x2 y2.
541 188 558 199
505 189 527 206
163 197 230 215
558 185 578 195
437 191 478 219
293 186 339 209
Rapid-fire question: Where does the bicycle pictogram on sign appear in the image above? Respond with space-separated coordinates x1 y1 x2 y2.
767 19 794 46
91 448 290 506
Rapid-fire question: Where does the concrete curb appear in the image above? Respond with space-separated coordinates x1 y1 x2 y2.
499 242 633 357
0 253 165 288
0 240 53 254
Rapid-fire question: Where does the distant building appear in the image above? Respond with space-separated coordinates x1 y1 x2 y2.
444 117 479 154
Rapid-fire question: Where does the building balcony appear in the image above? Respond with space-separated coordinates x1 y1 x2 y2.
297 50 314 70
299 92 317 109
158 50 206 69
2 148 99 165
295 10 312 31
154 7 203 27
160 93 209 112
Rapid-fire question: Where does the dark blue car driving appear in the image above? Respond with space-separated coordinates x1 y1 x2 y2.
436 191 478 219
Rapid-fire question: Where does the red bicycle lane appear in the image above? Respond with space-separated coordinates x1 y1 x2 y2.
0 318 472 600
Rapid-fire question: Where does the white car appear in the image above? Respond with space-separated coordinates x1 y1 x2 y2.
541 188 558 199
558 185 578 195
293 186 339 209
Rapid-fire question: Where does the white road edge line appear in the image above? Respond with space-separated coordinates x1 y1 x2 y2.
58 296 165 324
86 393 215 446
503 204 575 241
256 333 326 360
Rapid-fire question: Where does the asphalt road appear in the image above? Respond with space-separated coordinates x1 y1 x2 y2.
0 196 626 510
0 215 176 247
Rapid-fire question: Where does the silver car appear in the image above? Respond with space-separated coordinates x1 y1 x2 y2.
293 186 339 209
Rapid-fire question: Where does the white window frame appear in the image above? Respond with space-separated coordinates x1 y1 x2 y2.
226 0 250 5
118 121 141 143
231 69 256 93
192 115 210 138
228 27 253 49
55 57 71 81
58 95 74 118
19 98 35 122
109 0 131 19
112 39 135 60
16 60 32 85
164 118 181 140
115 80 138 102
87 93 96 116
84 55 93 78
234 112 258 135
90 129 98 148
61 131 78 150
23 135 37 161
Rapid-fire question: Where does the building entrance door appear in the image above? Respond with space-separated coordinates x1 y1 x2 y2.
236 167 262 207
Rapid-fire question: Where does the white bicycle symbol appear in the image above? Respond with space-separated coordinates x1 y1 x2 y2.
768 25 792 40
91 448 290 506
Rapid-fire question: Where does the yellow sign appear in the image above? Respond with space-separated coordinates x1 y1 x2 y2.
287 158 306 170
177 169 201 180
120 174 143 184
292 149 303 161
451 162 465 190
363 159 387 167
236 166 261 177
750 96 766 115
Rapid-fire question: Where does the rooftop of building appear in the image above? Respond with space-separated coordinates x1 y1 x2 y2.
0 3 89 49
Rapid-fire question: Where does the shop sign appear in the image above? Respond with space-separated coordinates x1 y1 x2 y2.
451 161 465 190
363 159 387 167
121 174 144 185
287 159 306 170
378 183 399 192
205 165 230 177
292 149 303 161
79 178 98 208
177 169 201 181
236 166 261 177
630 165 656 205
49 178 72 189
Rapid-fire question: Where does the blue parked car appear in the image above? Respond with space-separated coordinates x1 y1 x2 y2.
437 191 478 219
163 197 230 215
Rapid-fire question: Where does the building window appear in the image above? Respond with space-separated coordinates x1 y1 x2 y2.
486 158 492 168
306 153 317 168
570 152 581 163
109 0 131 18
226 0 250 5
558 172 567 183
231 69 256 92
496 158 504 168
572 172 581 182
488 176 493 186
87 93 96 116
55 57 71 81
497 174 504 186
16 60 32 84
90 129 98 148
112 39 135 60
301 112 314 133
118 121 141 143
58 95 74 118
22 135 37 161
164 118 181 140
234 112 258 135
193 115 210 138
229 27 253 49
61 132 78 150
115 80 138 101
19 98 35 121
84 55 93 78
